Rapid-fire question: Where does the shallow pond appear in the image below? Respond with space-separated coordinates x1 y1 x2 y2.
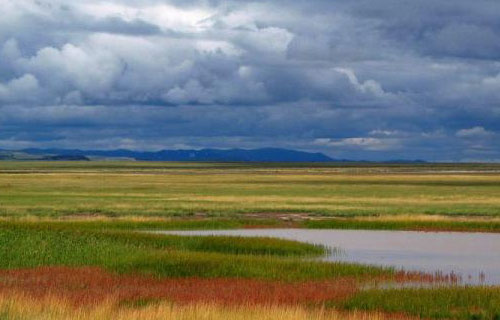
154 229 500 285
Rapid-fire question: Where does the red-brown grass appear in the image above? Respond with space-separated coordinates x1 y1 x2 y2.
0 266 359 307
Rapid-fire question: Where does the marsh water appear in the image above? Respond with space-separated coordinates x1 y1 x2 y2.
154 229 500 285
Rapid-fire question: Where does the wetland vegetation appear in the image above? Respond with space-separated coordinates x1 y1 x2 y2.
0 162 499 319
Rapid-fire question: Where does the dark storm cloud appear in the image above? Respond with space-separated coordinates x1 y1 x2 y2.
1 0 500 161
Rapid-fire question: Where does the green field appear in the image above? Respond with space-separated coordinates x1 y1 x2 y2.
1 161 500 220
1 161 499 319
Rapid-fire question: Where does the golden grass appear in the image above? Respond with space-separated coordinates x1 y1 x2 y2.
3 213 500 224
0 292 404 320
351 214 500 223
2 213 500 234
2 168 500 218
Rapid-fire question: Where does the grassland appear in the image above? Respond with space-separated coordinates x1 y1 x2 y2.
1 161 500 232
1 161 500 219
1 161 499 319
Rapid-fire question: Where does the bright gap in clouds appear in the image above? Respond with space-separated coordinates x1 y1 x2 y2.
79 2 214 32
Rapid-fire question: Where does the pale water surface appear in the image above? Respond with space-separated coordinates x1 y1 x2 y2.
154 229 500 285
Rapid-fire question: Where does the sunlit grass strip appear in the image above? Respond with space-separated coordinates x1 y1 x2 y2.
0 218 271 231
0 292 395 320
3 215 499 233
304 218 500 233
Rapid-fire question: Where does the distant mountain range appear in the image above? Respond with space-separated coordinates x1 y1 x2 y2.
0 148 335 162
0 148 428 163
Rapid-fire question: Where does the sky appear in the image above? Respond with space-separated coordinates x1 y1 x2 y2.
1 0 500 161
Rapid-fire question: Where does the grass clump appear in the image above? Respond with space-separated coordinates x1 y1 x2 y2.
341 286 500 319
112 250 385 281
107 231 325 257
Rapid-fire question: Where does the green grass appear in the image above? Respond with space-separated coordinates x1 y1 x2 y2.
304 219 500 232
5 217 499 234
3 219 254 231
1 161 500 219
111 250 384 280
0 222 388 281
341 287 500 319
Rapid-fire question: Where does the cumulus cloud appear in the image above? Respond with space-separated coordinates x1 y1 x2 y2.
334 68 386 97
0 74 40 102
0 0 499 161
23 43 124 98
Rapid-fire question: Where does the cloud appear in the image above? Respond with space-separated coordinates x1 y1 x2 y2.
23 43 124 98
0 74 40 102
314 137 400 151
0 0 500 161
424 24 500 59
456 127 493 138
334 68 385 97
